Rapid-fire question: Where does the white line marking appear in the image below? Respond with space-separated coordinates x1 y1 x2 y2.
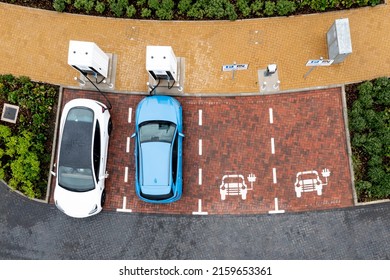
192 199 208 215
269 108 273 124
199 139 202 156
199 109 203 126
271 138 275 154
199 168 202 185
124 167 128 183
116 196 132 213
128 108 132 123
126 137 130 153
273 168 277 184
269 197 285 214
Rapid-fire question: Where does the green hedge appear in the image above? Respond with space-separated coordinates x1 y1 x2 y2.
348 77 390 202
0 74 58 199
48 0 382 19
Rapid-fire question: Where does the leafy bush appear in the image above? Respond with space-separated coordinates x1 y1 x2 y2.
141 7 152 17
264 1 276 16
0 74 58 199
237 0 251 17
95 1 106 14
276 0 296 16
126 4 137 17
156 0 175 20
348 77 390 201
74 0 96 13
53 0 71 12
108 0 129 17
250 0 264 16
178 0 192 15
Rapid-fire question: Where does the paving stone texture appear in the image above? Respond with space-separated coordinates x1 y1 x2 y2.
1 3 390 94
51 87 354 215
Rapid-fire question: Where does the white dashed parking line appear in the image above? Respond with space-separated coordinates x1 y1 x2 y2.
126 137 130 153
269 108 273 124
273 167 277 184
199 139 202 156
271 137 275 154
198 109 203 126
198 168 202 185
124 167 128 183
128 107 132 123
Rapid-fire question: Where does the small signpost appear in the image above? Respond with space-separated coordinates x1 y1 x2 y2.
304 57 334 79
222 62 249 80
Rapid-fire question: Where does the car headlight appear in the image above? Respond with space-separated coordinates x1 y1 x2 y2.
88 204 98 215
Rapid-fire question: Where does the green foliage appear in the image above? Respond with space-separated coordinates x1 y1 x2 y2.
178 0 192 15
156 0 175 20
95 1 106 14
250 0 264 16
276 0 296 16
53 0 68 12
141 7 152 17
74 0 96 13
126 4 137 17
109 0 129 17
348 77 390 201
237 0 251 17
0 74 58 199
264 1 275 16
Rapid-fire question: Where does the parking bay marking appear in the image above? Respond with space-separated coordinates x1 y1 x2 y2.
199 139 202 156
128 108 132 123
199 109 203 126
268 197 285 214
124 167 129 183
271 137 275 154
269 108 273 124
192 199 208 215
116 196 132 213
199 168 202 185
273 168 277 184
126 137 130 153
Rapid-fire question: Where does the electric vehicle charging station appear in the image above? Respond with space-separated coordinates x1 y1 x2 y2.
146 46 185 95
68 40 117 90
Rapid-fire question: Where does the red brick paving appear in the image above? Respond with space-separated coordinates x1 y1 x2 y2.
50 87 354 215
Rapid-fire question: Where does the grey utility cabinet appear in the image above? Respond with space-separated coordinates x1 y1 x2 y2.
327 18 352 64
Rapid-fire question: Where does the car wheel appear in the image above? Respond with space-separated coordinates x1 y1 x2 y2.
108 118 113 136
101 190 106 207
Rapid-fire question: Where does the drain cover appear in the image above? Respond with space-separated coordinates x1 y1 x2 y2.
1 103 19 123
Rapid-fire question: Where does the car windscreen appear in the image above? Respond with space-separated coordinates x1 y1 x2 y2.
139 121 176 143
58 107 95 192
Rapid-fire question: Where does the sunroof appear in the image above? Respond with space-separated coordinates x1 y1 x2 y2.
1 103 19 124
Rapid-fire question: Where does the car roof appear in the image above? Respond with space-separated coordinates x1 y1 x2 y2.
141 142 171 188
59 107 94 169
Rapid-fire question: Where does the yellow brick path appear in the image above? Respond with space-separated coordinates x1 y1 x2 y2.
0 3 389 93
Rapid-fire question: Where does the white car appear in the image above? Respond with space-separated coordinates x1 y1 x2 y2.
54 98 112 218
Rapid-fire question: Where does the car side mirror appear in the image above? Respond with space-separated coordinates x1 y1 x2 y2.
179 132 185 138
131 132 136 138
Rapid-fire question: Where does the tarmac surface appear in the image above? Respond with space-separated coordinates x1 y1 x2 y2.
1 181 389 259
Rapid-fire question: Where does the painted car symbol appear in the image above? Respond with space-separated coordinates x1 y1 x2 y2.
220 174 248 200
294 169 330 198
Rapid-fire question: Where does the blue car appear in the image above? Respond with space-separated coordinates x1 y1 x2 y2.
132 95 184 203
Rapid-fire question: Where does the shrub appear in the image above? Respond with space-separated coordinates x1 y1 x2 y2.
141 7 152 17
74 0 97 13
187 3 204 19
178 0 192 15
237 0 251 17
225 2 238 20
53 0 71 12
95 1 106 14
264 1 276 16
148 0 160 10
276 0 296 16
126 4 137 17
251 0 264 16
309 0 328 11
109 0 129 17
156 0 175 20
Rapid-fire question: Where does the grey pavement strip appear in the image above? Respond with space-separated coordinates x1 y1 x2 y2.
0 181 389 260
